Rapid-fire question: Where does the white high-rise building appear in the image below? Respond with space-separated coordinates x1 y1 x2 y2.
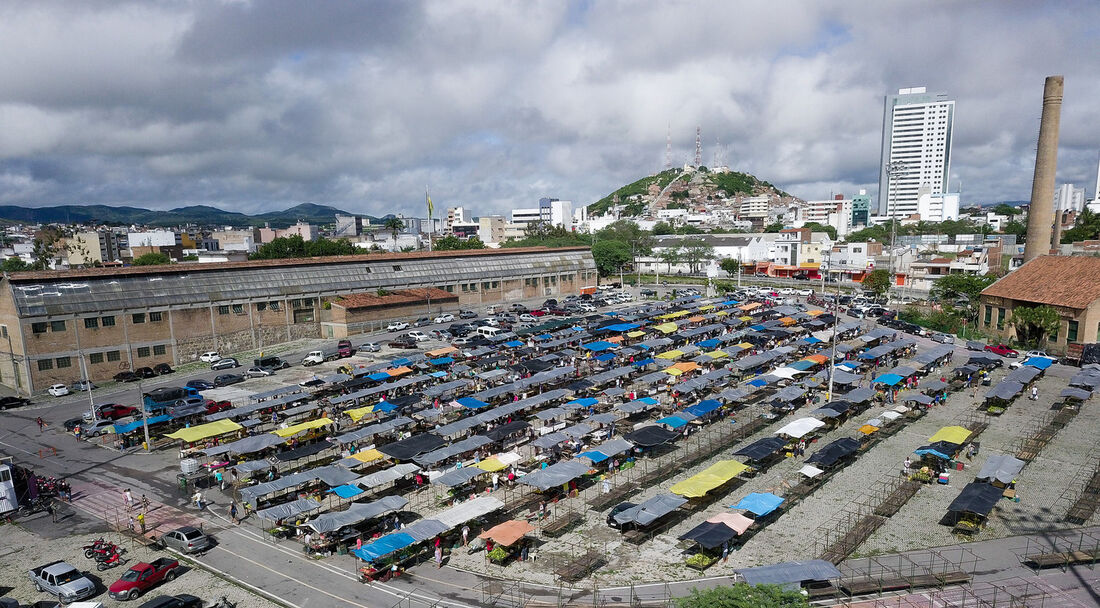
878 87 955 217
1054 183 1085 213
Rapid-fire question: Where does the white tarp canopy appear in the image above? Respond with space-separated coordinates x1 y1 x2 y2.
774 417 825 439
434 496 504 528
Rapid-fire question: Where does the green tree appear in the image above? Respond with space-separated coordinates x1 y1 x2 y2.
803 222 837 241
250 235 357 259
1 257 29 272
718 258 741 277
676 583 809 608
30 237 58 271
132 252 171 266
1061 207 1100 244
596 220 654 255
658 246 682 274
844 225 889 244
382 217 405 247
1010 305 1061 348
652 221 674 236
763 221 785 233
930 274 996 306
862 268 893 298
993 203 1020 216
591 240 632 277
435 235 487 251
680 238 715 274
1002 220 1027 241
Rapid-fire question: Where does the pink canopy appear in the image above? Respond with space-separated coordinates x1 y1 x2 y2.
706 512 755 535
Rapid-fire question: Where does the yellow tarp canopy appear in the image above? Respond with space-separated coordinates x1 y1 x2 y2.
273 417 333 438
657 349 684 360
715 311 729 317
345 405 375 422
737 342 755 349
929 426 972 444
626 330 646 338
654 322 678 334
858 424 879 435
349 448 384 463
738 316 754 322
670 460 749 498
657 310 689 320
427 346 458 357
666 362 700 376
388 366 413 377
698 305 715 311
165 419 242 443
705 350 728 359
475 458 509 472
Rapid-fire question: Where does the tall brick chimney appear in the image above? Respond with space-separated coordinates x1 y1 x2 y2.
1023 76 1063 262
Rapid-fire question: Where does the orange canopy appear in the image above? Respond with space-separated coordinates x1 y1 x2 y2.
738 302 762 311
606 335 623 344
778 317 796 326
387 366 413 377
804 354 828 365
688 316 706 323
477 520 534 546
669 362 700 374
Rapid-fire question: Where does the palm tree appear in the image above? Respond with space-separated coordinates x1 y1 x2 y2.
383 218 405 251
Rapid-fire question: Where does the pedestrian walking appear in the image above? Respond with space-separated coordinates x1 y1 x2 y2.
461 524 469 547
434 537 443 568
36 417 45 432
1031 386 1038 401
137 512 145 534
128 515 135 532
47 501 57 523
722 541 729 563
192 490 203 510
141 494 149 512
492 473 499 491
124 488 134 512
229 502 238 524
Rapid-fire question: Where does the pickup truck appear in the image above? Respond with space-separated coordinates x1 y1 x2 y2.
301 350 327 366
108 558 180 601
28 561 97 603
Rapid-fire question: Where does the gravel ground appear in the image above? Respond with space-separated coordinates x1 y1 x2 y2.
0 523 279 608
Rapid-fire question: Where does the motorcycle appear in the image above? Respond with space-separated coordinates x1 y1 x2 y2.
96 549 127 571
210 597 237 608
88 543 119 560
82 538 110 559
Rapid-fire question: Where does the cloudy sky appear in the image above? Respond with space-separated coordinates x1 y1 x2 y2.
1 0 1098 218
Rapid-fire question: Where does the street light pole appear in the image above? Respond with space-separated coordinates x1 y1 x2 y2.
78 351 96 423
886 160 907 287
138 377 150 451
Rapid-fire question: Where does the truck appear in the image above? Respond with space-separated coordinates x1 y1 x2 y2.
253 355 290 370
301 346 343 366
108 558 181 601
28 561 97 604
337 339 353 358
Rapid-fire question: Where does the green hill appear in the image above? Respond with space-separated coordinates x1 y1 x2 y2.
0 203 378 229
588 167 791 217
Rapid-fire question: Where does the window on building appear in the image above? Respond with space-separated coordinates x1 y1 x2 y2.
293 309 315 324
218 305 230 315
232 304 244 315
50 320 66 332
37 359 53 371
269 301 281 311
393 265 402 271
101 316 115 327
482 282 491 290
84 317 99 329
132 313 145 324
256 302 267 312
153 344 166 356
89 352 104 364
1068 320 1079 343
443 285 454 293
984 305 992 325
997 307 1006 330
55 356 71 369
149 312 163 322
137 346 150 358
106 350 121 362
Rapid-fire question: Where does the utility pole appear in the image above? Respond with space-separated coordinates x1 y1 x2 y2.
78 352 96 423
826 251 841 403
138 377 150 451
886 161 907 286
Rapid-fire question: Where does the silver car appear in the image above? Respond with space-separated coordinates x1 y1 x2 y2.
931 332 955 344
158 526 212 553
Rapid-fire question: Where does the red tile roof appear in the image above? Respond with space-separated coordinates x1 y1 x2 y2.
980 255 1100 310
334 288 457 311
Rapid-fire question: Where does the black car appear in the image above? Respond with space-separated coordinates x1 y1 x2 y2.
0 396 31 410
114 371 139 382
210 357 240 370
449 323 472 337
153 363 174 375
135 366 157 379
186 379 215 391
136 594 202 608
607 502 637 530
213 373 245 387
640 289 656 297
388 336 419 349
63 417 83 432
542 298 558 309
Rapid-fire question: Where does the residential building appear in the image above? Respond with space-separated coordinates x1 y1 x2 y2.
64 232 104 267
979 255 1100 354
0 247 594 393
127 230 177 249
539 198 574 229
1054 183 1086 213
916 192 960 222
334 214 363 238
738 197 770 222
478 216 508 244
851 191 871 228
511 208 541 226
878 86 955 217
445 207 473 233
208 229 260 253
277 221 318 241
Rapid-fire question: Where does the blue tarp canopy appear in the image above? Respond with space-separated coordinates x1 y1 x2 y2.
429 357 454 365
750 324 767 331
656 415 690 429
1023 356 1055 370
391 358 411 366
837 361 860 371
603 323 641 332
456 397 490 410
874 373 904 386
367 372 390 381
789 360 816 371
353 532 417 562
633 358 655 367
696 338 721 349
577 450 610 463
330 484 365 499
503 340 524 347
914 440 959 460
567 397 598 407
748 378 769 387
429 371 447 378
536 333 553 340
594 352 617 362
113 415 171 434
732 492 785 517
582 341 618 352
684 399 722 417
803 336 823 345
374 401 399 413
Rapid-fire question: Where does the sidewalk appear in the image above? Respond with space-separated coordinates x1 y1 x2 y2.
68 479 210 541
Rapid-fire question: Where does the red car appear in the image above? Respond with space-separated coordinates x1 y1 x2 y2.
546 308 569 316
108 557 180 600
86 404 140 421
529 309 546 317
204 400 232 414
984 344 1019 358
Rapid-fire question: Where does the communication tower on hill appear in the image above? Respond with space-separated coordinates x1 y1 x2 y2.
694 126 702 167
665 123 672 170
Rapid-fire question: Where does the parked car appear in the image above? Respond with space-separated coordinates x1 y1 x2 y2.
433 313 454 324
246 366 274 378
985 344 1019 358
451 337 472 347
509 303 528 313
449 323 472 336
797 289 813 296
458 309 478 319
606 502 638 530
63 417 83 432
156 526 213 554
205 400 232 414
153 363 174 375
70 379 96 392
1025 350 1050 359
47 384 70 397
185 379 214 391
82 418 118 437
213 373 245 387
108 557 181 601
135 367 157 379
210 357 239 370
136 595 202 608
174 397 205 410
0 395 31 410
85 404 139 421
966 340 986 351
199 352 221 363
413 317 432 328
931 332 955 344
388 336 419 349
640 288 656 297
542 299 558 309
429 330 452 341
358 342 381 353
386 321 409 331
28 560 97 603
406 331 429 342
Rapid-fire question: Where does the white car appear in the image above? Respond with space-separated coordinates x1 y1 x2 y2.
480 318 500 328
199 351 221 363
47 383 70 397
578 304 597 312
407 331 429 342
519 313 536 322
779 288 795 295
246 366 274 378
387 321 409 331
797 289 813 296
1025 350 1050 359
433 313 454 324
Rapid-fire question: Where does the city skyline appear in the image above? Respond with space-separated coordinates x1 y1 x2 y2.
0 1 1098 218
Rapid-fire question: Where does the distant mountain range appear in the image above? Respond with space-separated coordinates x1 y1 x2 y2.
0 203 380 229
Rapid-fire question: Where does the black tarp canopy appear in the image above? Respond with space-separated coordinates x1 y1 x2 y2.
806 438 861 467
480 420 530 442
737 559 841 590
274 440 332 462
612 494 687 527
733 437 786 462
377 433 447 461
678 521 740 549
624 425 680 447
947 482 1003 517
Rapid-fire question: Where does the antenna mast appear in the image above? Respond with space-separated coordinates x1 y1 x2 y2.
694 126 701 167
665 123 672 170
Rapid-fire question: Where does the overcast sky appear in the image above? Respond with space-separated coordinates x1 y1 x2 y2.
1 0 1098 218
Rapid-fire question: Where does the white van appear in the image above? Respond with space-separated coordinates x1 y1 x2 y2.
476 326 504 339
485 304 503 315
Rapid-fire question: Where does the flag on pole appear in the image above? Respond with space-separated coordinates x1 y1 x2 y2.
426 187 434 219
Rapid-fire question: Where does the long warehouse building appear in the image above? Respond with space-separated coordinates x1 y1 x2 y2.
0 246 595 394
